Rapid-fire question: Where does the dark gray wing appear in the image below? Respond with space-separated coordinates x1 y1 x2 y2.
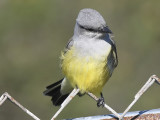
104 34 118 68
64 37 74 54
106 37 118 76
110 39 118 67
60 38 74 69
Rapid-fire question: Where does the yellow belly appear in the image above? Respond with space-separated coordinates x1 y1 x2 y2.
61 48 110 95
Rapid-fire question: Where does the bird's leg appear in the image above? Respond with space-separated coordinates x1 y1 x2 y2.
97 92 105 107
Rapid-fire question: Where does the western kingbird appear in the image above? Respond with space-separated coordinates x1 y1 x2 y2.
44 8 118 107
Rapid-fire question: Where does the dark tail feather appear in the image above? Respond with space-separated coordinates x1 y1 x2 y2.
43 79 69 106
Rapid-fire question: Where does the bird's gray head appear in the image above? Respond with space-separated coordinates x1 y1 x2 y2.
75 8 112 36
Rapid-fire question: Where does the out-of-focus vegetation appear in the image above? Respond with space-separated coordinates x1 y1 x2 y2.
0 0 160 120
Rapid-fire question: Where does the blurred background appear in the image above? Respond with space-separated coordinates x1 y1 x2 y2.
0 0 160 119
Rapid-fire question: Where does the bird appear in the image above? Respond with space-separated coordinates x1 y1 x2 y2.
43 8 118 107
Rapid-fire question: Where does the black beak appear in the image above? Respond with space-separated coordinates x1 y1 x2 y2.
101 26 112 34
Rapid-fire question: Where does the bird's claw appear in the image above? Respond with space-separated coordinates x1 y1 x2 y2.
97 97 105 107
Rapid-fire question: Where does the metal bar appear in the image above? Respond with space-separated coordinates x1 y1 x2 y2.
0 92 40 120
87 92 120 119
120 75 160 119
66 108 160 120
0 93 7 105
51 88 80 120
0 75 159 120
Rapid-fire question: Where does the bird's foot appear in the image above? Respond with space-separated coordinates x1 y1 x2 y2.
97 93 105 107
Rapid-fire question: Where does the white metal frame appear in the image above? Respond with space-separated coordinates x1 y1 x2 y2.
0 75 160 120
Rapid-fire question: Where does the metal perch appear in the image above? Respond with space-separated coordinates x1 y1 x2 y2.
0 75 159 120
119 75 160 119
0 92 40 120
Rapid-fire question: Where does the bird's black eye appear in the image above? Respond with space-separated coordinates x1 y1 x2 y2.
79 25 97 32
79 24 112 33
86 28 97 32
